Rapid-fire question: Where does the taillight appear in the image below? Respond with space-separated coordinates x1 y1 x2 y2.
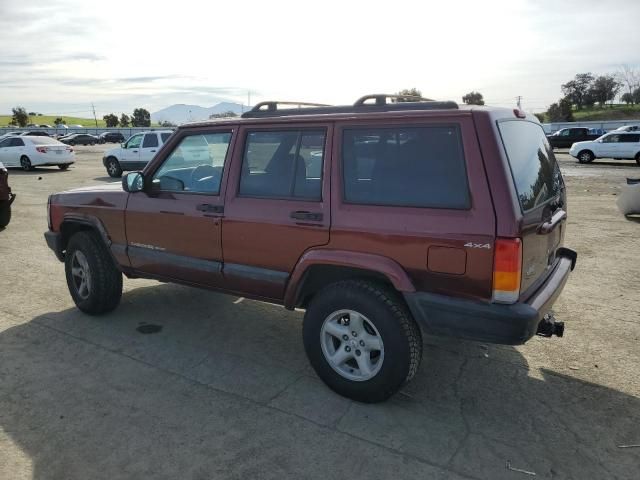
492 238 522 304
36 147 48 153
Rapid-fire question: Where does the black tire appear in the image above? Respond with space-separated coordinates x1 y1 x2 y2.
105 157 122 178
69 141 75 146
64 231 122 315
20 156 33 171
0 201 10 228
303 280 422 403
58 164 69 170
635 153 640 166
578 150 594 163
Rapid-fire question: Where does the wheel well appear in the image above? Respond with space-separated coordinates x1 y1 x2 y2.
578 149 593 156
294 265 396 309
59 222 96 254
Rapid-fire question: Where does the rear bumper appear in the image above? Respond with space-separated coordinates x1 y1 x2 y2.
44 230 64 261
404 249 577 345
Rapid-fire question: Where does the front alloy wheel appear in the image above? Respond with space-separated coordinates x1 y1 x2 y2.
70 250 92 300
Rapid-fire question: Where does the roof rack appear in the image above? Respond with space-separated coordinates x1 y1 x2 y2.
241 94 457 118
353 94 435 105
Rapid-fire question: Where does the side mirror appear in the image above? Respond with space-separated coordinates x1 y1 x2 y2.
122 171 145 192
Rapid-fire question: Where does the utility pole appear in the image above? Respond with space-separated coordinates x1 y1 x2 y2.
91 103 98 128
516 96 522 109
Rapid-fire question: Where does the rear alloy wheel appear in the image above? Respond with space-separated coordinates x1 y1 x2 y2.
20 156 33 171
105 157 122 178
578 150 594 163
303 280 422 403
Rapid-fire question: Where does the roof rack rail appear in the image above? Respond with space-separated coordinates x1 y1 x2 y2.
241 95 458 118
353 94 435 106
249 101 332 113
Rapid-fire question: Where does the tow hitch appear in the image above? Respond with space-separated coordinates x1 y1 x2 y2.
536 313 564 338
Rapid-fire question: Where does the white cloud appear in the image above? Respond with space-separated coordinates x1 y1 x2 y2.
0 0 638 115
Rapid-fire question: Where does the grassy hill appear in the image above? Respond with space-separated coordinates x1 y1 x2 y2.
571 104 640 121
540 104 640 122
0 115 106 128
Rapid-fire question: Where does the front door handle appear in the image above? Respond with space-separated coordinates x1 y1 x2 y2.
150 150 156 153
132 150 138 153
290 211 323 221
197 203 224 214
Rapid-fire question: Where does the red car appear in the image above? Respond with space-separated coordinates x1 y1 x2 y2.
0 161 15 228
44 94 576 402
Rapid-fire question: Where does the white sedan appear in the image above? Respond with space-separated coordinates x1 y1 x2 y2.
0 136 75 171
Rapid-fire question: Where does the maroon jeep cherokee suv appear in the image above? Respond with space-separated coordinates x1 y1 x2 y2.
45 95 576 402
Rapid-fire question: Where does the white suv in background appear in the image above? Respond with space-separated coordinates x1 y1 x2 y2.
102 130 174 177
569 132 640 165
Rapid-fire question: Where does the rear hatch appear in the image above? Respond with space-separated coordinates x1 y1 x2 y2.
497 119 566 299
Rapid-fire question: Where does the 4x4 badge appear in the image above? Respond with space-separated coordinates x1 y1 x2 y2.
464 242 491 249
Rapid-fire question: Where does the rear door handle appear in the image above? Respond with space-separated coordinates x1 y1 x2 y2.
290 211 323 221
197 203 224 214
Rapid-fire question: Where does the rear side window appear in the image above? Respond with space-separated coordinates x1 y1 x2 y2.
142 133 159 148
498 120 562 212
9 138 24 147
620 134 640 142
160 133 172 143
239 130 326 200
342 125 469 208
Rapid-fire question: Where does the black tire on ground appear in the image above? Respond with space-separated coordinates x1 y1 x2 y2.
20 156 33 171
64 231 123 315
303 280 422 403
90 142 95 146
105 157 122 178
635 153 640 166
69 141 75 146
578 150 594 163
0 201 10 228
58 164 69 170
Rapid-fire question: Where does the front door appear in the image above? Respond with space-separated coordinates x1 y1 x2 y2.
121 133 143 168
125 128 235 287
599 134 622 157
222 125 331 300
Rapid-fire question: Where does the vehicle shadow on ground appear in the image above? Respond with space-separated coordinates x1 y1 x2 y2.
1 283 638 479
93 176 119 182
579 161 639 168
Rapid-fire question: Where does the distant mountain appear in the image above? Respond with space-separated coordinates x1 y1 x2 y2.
151 102 247 124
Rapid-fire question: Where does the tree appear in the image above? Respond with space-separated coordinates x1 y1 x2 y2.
208 111 237 119
28 111 36 116
131 108 150 127
588 75 620 107
633 87 640 105
395 88 424 102
621 93 635 105
547 98 574 122
618 64 640 97
561 73 594 110
159 120 177 127
533 113 545 123
119 113 130 127
11 107 29 127
103 113 119 127
462 91 485 105
54 117 66 126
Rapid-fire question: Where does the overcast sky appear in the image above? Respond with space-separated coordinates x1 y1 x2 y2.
0 0 639 116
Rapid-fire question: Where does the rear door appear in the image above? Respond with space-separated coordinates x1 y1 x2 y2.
222 124 331 300
497 119 565 297
618 133 640 158
140 133 160 164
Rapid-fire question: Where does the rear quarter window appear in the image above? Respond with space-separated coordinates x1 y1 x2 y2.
498 120 562 212
342 125 469 209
